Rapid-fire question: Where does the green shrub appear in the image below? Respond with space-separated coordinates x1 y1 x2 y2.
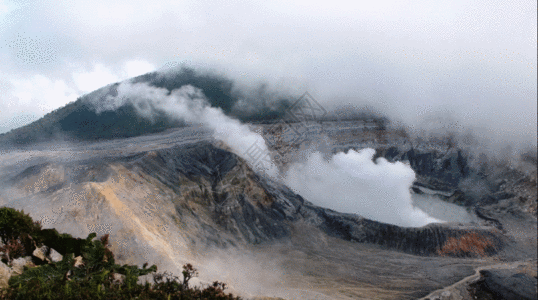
0 207 240 299
36 228 95 258
0 207 90 263
0 207 42 262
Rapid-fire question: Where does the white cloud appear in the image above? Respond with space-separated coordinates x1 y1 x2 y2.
0 75 78 130
72 64 120 93
0 59 157 132
72 60 155 93
123 60 155 78
0 0 16 18
10 75 78 111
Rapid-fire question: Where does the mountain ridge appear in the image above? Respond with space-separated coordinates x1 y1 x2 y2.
0 67 293 146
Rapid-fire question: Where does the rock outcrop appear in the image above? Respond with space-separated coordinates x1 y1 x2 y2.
475 269 537 300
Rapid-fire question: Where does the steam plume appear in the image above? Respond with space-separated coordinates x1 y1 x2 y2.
103 82 279 177
284 148 441 227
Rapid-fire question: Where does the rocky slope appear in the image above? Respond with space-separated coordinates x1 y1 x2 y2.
0 121 535 299
2 140 506 254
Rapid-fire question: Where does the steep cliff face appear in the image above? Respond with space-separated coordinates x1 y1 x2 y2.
2 161 194 273
301 206 504 257
123 142 302 245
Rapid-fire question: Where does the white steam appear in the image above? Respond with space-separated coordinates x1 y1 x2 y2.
105 82 279 177
284 148 441 227
105 83 440 227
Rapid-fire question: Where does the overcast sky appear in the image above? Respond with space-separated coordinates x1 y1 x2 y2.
0 0 536 147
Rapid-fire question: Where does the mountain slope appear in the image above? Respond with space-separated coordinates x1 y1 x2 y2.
0 67 291 146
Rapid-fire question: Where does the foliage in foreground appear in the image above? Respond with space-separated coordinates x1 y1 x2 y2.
0 207 240 299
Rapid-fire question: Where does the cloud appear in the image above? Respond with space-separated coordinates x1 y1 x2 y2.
0 0 534 145
72 61 156 93
123 60 155 78
0 1 12 17
0 60 155 133
0 75 78 131
72 64 120 93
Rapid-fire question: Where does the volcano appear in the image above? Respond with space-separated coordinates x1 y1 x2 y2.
0 70 536 299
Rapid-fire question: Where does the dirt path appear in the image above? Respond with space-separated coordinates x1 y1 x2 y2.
419 259 537 300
